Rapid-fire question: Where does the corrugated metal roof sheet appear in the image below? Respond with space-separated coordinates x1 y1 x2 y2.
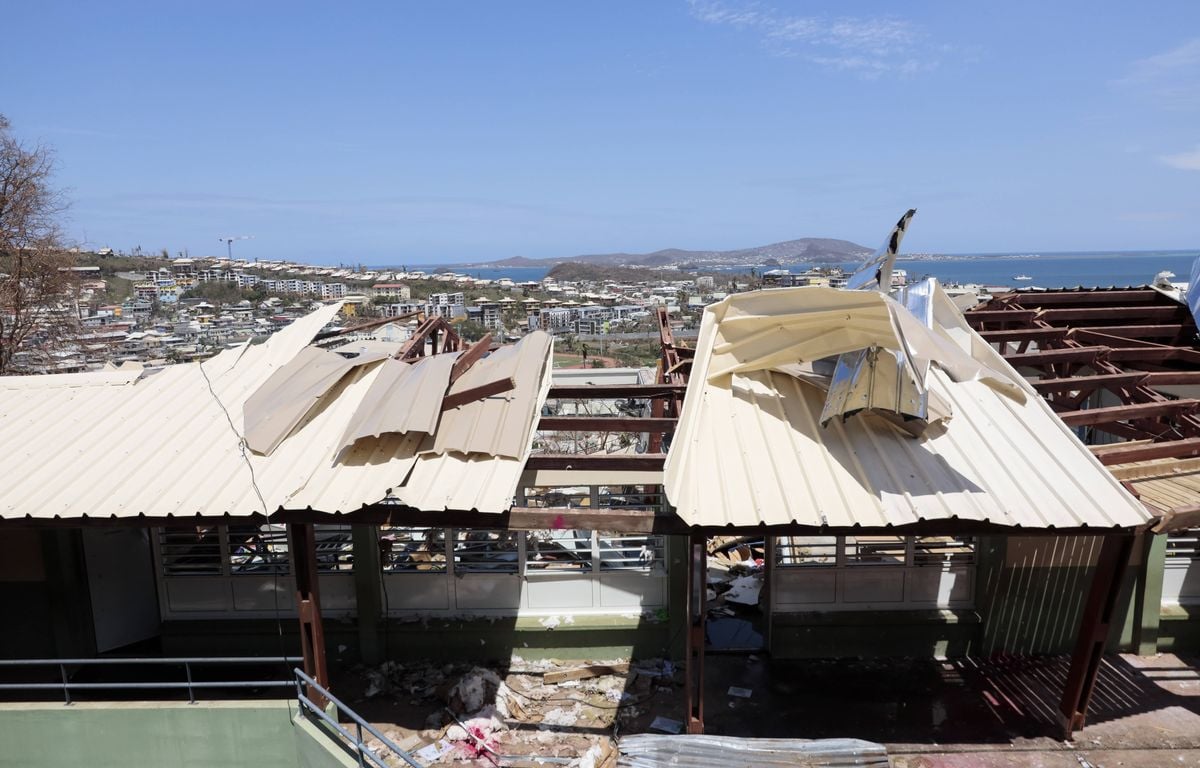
338 353 459 450
664 285 1151 530
0 305 553 520
433 331 553 459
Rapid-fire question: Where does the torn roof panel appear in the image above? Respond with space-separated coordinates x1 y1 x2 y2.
664 285 1151 530
338 353 459 450
0 305 553 521
432 331 553 459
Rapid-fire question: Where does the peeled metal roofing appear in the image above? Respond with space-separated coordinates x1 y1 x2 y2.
0 304 553 520
338 353 459 450
244 344 391 455
432 331 553 459
664 285 1151 530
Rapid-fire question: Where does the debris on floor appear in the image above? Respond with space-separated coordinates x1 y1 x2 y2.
617 734 890 767
347 655 680 765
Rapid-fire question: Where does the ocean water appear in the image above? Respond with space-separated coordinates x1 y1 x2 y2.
414 251 1200 289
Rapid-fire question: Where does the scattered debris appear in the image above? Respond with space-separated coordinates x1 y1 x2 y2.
540 615 562 629
727 686 753 699
723 574 763 606
413 738 454 763
545 662 631 684
649 716 684 734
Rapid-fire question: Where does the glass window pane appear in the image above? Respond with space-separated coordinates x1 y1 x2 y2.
453 530 520 573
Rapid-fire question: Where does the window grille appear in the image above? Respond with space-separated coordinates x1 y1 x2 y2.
598 533 665 571
1166 531 1199 560
453 529 520 573
314 525 354 573
526 529 593 571
381 527 448 572
775 536 838 567
844 536 907 566
228 524 290 575
913 536 976 566
158 527 224 576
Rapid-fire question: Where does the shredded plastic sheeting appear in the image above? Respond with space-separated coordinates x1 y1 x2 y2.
617 735 889 767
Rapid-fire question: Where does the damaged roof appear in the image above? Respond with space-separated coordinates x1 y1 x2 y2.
0 304 554 521
664 284 1152 531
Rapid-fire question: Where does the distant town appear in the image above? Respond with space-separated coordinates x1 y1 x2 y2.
14 248 924 375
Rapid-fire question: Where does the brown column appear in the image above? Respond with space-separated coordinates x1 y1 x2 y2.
290 522 329 707
683 532 707 733
1058 533 1135 735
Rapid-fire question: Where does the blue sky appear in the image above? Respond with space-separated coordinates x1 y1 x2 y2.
3 1 1198 263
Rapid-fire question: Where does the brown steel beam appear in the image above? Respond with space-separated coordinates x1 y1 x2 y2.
1004 346 1106 366
1038 306 1185 323
547 383 689 399
449 333 493 383
524 453 668 471
441 377 515 410
1005 290 1164 306
1090 437 1200 466
289 522 329 708
1056 399 1200 427
1031 372 1148 393
1059 534 1135 735
1071 324 1188 340
684 532 707 734
1106 347 1200 364
979 328 1069 343
537 416 678 433
1142 371 1200 386
964 309 1038 325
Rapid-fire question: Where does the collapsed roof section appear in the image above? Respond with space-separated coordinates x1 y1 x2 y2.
0 303 554 521
966 284 1200 532
663 283 1152 531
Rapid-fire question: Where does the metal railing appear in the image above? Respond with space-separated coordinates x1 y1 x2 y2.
293 668 424 768
0 657 300 705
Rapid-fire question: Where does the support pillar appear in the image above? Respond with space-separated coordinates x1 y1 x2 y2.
352 524 383 665
290 522 329 707
1136 533 1167 655
683 532 707 734
1058 534 1134 735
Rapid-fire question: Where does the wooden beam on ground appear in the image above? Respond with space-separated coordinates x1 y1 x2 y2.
1059 534 1135 735
1090 437 1200 466
1056 399 1200 427
1031 372 1148 393
1004 346 1106 367
547 383 689 399
524 453 667 471
544 663 631 684
537 416 678 433
440 377 515 410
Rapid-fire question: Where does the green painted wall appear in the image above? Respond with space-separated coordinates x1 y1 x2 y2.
771 609 980 659
0 701 303 768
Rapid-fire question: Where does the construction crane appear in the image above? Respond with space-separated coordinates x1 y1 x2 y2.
218 235 254 260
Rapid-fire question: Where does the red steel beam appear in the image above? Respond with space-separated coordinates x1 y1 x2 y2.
1004 346 1106 366
537 416 678 433
1031 372 1148 393
1038 306 1185 323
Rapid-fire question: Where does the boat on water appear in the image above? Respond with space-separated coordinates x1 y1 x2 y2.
1013 274 1033 281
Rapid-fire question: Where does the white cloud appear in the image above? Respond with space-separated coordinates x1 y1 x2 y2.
688 0 936 77
1116 38 1200 110
1160 145 1200 171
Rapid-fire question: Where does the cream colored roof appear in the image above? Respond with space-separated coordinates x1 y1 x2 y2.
0 305 553 520
664 285 1151 530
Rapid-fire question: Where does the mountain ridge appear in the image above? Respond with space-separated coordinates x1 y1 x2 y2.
460 237 873 269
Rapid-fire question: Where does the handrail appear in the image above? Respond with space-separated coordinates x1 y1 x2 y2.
293 668 424 768
0 656 300 705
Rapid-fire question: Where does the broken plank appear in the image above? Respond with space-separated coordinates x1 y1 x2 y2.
544 663 630 684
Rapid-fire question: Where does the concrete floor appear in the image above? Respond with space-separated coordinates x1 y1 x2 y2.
697 652 1200 766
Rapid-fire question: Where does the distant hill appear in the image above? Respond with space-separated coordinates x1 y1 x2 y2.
460 237 872 270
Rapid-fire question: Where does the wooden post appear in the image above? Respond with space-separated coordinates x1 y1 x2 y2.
290 522 329 707
683 532 707 734
1058 534 1134 735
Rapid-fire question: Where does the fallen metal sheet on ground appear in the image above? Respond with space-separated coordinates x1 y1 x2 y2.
617 735 889 768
